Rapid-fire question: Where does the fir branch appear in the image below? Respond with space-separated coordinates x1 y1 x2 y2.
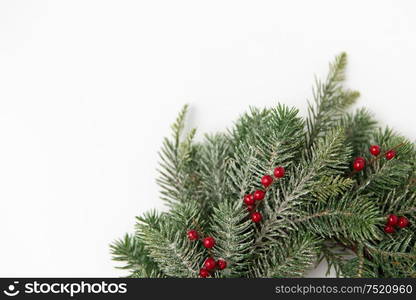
339 108 378 158
253 104 305 175
365 233 416 260
228 104 306 249
382 190 416 217
227 145 258 202
198 133 232 211
306 52 359 150
156 105 200 207
210 201 255 277
228 104 304 195
296 193 382 242
253 232 321 277
110 234 162 277
311 175 354 202
341 255 378 278
130 269 166 278
254 128 352 251
168 201 208 233
137 210 204 278
354 129 414 198
364 234 416 277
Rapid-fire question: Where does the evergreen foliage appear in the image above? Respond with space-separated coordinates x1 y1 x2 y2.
111 53 416 278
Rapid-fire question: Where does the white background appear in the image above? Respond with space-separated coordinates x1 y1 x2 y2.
0 0 415 277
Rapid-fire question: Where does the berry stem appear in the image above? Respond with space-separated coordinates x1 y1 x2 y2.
191 219 205 238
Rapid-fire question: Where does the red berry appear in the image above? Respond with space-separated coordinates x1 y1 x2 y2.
204 257 216 270
217 259 227 270
261 175 273 187
243 194 255 205
187 230 199 241
246 204 255 212
385 150 396 160
273 166 285 178
386 214 398 226
253 190 265 201
251 211 262 223
369 145 381 156
199 268 210 278
384 225 395 234
353 157 365 171
397 216 409 228
202 237 215 249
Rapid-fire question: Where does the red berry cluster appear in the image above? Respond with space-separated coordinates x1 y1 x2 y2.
242 166 285 223
187 230 216 248
384 214 410 234
187 230 227 278
353 145 396 172
199 257 227 278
